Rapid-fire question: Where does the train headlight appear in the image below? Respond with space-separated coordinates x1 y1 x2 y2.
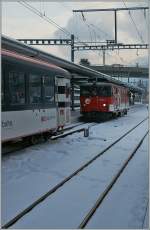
85 98 91 105
102 103 106 107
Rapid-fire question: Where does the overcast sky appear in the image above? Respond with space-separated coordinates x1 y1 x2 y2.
2 1 149 66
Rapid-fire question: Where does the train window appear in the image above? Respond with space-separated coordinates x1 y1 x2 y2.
2 73 5 105
58 86 65 94
92 87 97 96
97 86 111 97
80 86 91 96
66 83 70 98
29 74 42 104
9 72 25 105
115 88 118 94
74 96 80 100
81 86 98 96
43 76 54 103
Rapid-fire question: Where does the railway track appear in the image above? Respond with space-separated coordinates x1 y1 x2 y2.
78 131 149 228
2 116 148 229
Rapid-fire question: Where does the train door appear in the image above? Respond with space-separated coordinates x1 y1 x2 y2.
55 76 70 129
113 86 120 111
117 87 121 109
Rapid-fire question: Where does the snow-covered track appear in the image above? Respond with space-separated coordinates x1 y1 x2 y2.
78 131 149 228
2 116 148 229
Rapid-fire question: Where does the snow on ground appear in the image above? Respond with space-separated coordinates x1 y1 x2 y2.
1 104 149 227
86 135 149 229
9 116 148 229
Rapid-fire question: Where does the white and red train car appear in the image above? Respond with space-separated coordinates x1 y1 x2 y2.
2 49 71 143
80 82 129 120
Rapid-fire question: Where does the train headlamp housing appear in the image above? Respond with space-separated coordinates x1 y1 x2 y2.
102 103 106 107
85 98 91 105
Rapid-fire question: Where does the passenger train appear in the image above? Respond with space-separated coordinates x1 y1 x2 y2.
2 38 131 144
80 82 129 120
2 49 70 143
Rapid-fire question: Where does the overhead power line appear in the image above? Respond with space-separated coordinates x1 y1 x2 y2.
18 1 103 61
78 12 127 64
18 2 90 45
121 0 145 43
73 6 148 44
18 1 72 37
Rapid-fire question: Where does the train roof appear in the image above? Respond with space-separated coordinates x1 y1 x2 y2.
2 48 70 77
1 35 144 93
1 35 123 83
80 82 127 87
80 82 144 93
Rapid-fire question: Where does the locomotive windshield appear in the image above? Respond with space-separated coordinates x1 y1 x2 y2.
80 85 111 97
97 85 111 96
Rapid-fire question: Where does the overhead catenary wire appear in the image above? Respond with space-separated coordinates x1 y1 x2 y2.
18 1 72 37
77 11 127 65
79 12 111 41
18 1 102 61
18 1 97 50
136 2 148 26
87 24 93 43
76 12 110 63
61 3 110 41
121 0 145 43
18 1 134 65
78 12 106 62
73 5 147 65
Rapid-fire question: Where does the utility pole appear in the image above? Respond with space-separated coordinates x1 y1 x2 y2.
71 34 75 62
71 76 75 111
103 50 106 65
114 10 117 43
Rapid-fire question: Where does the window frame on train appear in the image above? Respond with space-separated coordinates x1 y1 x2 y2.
2 59 56 112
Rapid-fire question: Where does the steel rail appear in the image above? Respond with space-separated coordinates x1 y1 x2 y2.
2 117 148 229
78 130 149 228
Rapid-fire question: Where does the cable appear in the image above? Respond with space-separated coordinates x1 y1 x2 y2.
89 23 111 40
19 1 93 45
87 24 93 42
76 12 128 65
19 1 103 62
137 2 148 26
121 0 145 43
92 27 98 46
18 1 135 66
73 13 104 62
18 1 72 37
80 13 127 64
78 11 111 41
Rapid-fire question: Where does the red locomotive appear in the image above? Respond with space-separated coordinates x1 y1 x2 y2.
80 82 129 120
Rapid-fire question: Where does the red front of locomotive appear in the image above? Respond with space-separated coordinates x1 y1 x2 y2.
80 83 112 115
